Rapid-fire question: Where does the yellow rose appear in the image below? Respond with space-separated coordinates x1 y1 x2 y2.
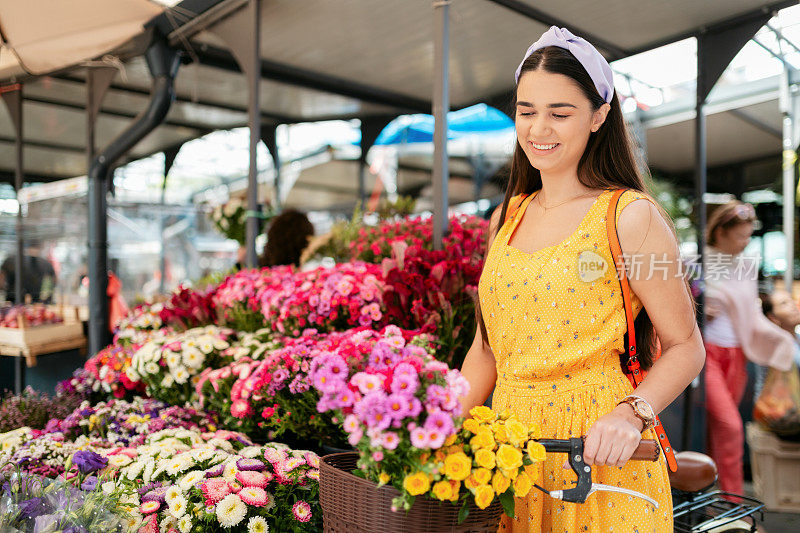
473 467 492 485
378 472 390 485
526 441 546 463
527 422 542 439
474 449 496 470
513 471 532 497
435 450 446 463
465 475 480 490
469 406 496 423
491 470 511 495
432 480 453 501
447 480 461 502
403 472 431 496
502 467 519 480
444 452 472 481
462 418 481 434
474 484 494 509
505 419 528 446
470 428 496 450
492 422 509 444
444 433 457 446
495 444 523 471
524 463 540 482
497 409 511 421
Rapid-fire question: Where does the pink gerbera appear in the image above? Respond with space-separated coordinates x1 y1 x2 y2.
200 477 230 504
292 501 312 522
140 501 161 514
230 399 253 418
238 486 269 506
140 515 158 533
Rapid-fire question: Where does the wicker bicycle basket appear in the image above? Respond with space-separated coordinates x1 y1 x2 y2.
320 452 503 533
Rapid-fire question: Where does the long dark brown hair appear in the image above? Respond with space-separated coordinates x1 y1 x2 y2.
475 46 680 370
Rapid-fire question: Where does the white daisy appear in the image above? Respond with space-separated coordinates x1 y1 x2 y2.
182 349 203 369
178 515 193 533
161 374 175 388
165 351 181 368
247 516 269 533
165 485 183 505
145 362 159 375
179 470 203 491
216 494 247 528
169 494 187 519
109 454 132 468
171 366 190 384
223 461 238 482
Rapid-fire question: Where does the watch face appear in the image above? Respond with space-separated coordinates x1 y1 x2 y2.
634 399 654 419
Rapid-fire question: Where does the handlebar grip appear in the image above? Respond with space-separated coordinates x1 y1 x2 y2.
630 439 660 462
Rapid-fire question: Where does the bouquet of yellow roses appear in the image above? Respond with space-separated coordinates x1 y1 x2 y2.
397 405 546 522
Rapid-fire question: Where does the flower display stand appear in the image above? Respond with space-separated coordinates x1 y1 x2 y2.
320 452 502 533
747 422 800 512
0 306 85 367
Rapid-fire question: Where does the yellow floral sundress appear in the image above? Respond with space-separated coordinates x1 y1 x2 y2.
478 188 673 532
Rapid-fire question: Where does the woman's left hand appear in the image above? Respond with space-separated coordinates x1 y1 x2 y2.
583 405 643 468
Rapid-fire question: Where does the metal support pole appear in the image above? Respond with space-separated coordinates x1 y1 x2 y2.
159 147 180 294
780 63 797 291
432 0 450 251
88 36 179 355
245 0 261 268
1 85 24 393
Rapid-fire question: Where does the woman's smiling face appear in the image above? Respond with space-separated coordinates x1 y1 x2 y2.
515 69 609 176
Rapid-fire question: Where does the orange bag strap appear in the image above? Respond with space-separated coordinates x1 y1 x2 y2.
503 194 530 225
606 188 678 472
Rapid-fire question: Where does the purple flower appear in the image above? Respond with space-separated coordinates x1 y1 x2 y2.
385 393 411 421
142 486 168 503
424 411 455 436
71 451 107 475
354 391 391 431
381 431 400 450
427 427 447 449
313 367 344 394
205 464 225 477
80 476 98 492
334 389 357 409
407 397 423 418
390 373 419 395
236 458 266 472
18 497 46 519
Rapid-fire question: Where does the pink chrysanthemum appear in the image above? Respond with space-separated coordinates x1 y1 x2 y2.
238 486 269 506
304 452 320 469
200 477 230 504
140 515 158 533
292 500 312 522
140 500 161 514
236 470 268 488
263 448 287 464
228 480 242 493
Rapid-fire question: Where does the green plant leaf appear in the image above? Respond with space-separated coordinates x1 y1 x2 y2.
499 489 516 518
457 499 470 524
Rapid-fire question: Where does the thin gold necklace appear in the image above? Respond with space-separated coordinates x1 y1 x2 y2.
536 190 597 212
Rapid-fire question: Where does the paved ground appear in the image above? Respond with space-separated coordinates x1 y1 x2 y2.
744 483 800 533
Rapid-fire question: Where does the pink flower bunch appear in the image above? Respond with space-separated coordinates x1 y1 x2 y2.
157 285 218 330
310 324 468 451
256 262 387 336
82 343 145 400
198 327 428 447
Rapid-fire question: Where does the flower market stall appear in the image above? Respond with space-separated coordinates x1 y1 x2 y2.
0 211 527 532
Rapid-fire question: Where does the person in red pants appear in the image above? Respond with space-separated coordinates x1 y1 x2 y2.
703 201 795 494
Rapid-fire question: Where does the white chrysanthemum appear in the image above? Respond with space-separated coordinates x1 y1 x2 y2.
159 514 176 533
145 362 159 375
182 349 203 369
178 515 193 533
223 461 238 482
161 374 175 388
165 485 184 505
191 449 215 462
171 366 190 384
108 454 132 468
101 481 115 494
240 446 262 459
165 351 181 368
198 339 215 354
142 461 155 483
169 494 187 519
208 438 234 452
179 470 204 491
247 516 269 533
125 366 140 382
216 494 247 528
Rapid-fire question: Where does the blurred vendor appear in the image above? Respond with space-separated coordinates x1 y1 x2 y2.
259 210 314 268
0 245 56 303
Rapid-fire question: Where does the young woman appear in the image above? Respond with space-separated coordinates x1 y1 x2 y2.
458 27 705 531
704 203 795 495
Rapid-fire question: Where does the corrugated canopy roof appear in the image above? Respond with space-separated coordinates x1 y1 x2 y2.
0 0 794 184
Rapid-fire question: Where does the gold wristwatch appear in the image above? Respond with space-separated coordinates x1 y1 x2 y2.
617 395 655 432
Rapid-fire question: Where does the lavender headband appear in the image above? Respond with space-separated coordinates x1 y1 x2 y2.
515 26 614 104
